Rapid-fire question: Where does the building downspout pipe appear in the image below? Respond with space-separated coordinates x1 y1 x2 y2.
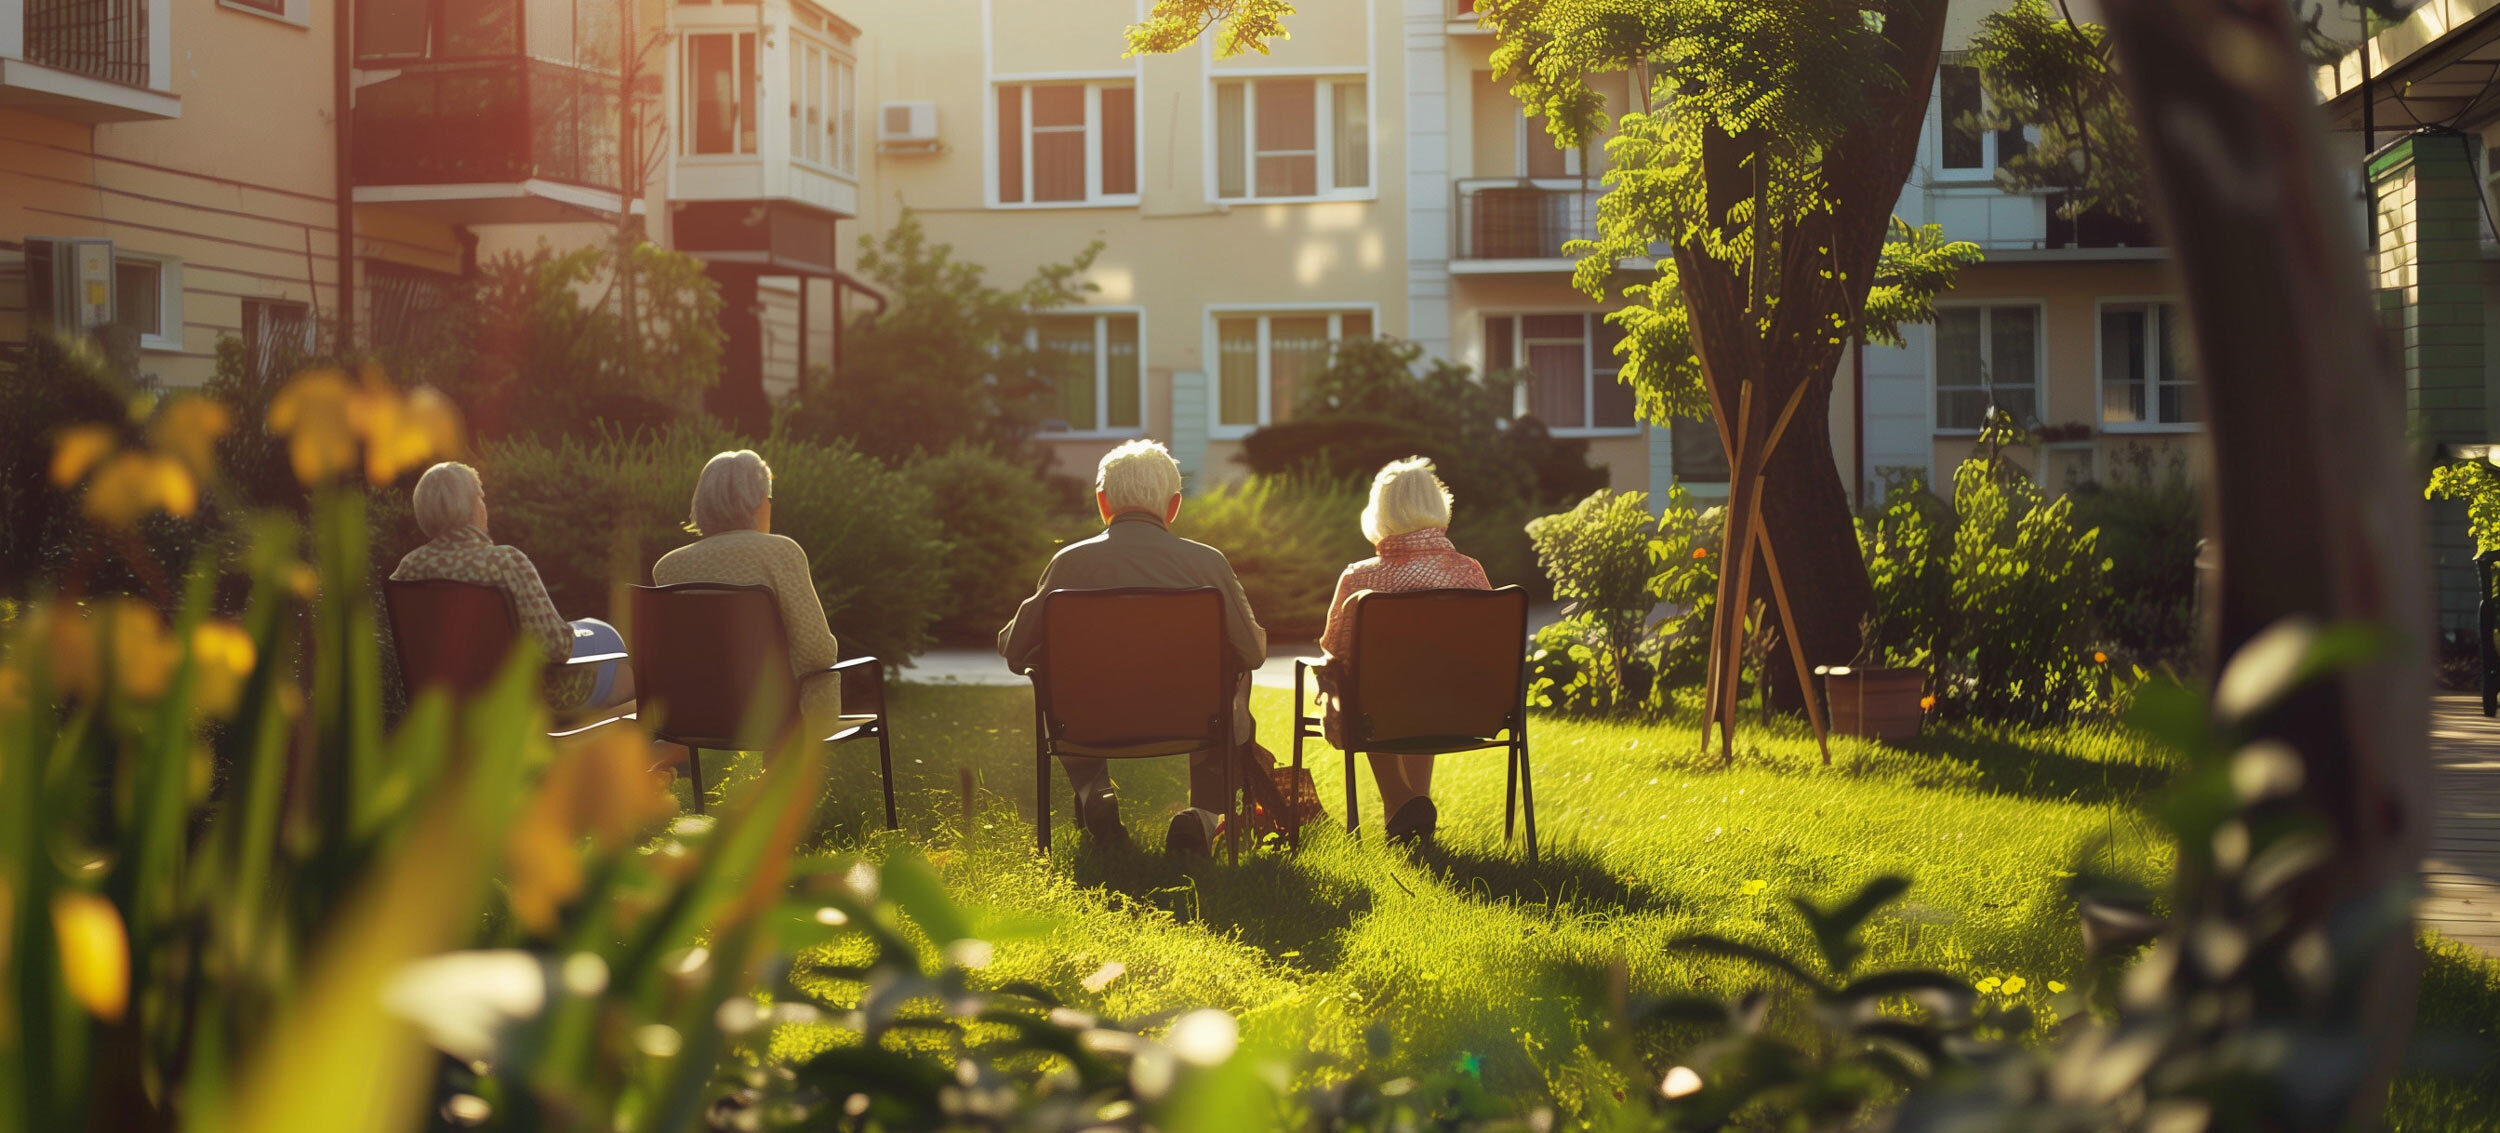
334 0 356 349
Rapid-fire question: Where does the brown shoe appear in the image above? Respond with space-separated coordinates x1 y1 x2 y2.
1078 788 1130 847
1386 797 1438 847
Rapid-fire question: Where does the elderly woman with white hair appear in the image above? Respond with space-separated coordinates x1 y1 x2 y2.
390 461 636 710
1316 456 1491 845
651 449 844 732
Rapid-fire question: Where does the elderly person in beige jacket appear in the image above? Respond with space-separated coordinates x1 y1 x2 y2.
652 450 842 733
998 440 1270 856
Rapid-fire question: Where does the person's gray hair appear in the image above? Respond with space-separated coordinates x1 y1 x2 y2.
690 449 774 536
1095 439 1183 516
1361 456 1453 544
411 461 484 539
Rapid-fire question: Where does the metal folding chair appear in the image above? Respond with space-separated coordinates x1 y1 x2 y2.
629 582 894 822
1292 585 1536 860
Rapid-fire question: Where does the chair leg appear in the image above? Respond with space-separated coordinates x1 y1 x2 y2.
1222 728 1239 866
1343 750 1359 838
1517 733 1539 864
687 748 707 816
1290 717 1306 853
877 721 898 831
1036 741 1051 855
1504 743 1519 843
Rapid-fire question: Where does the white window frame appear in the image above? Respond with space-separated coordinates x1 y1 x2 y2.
787 33 859 178
221 0 310 29
1929 301 2045 436
1931 61 2032 184
1482 310 1643 438
680 30 759 158
984 76 1141 209
1205 303 1380 440
114 253 183 354
1029 308 1149 439
1205 69 1376 203
2096 297 2200 434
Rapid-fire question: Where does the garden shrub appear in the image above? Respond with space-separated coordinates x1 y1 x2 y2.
467 426 947 663
901 443 1070 645
1171 474 1370 642
2069 447 2201 665
1526 490 1663 712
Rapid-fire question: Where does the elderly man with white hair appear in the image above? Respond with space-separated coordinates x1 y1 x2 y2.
998 439 1270 855
652 449 845 735
390 461 635 710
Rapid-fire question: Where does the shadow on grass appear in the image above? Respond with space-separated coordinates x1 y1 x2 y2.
1878 727 2172 807
1411 839 1696 919
1066 838 1375 972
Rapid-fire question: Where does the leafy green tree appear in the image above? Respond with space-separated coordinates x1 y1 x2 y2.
790 211 1102 465
1965 0 2145 221
442 241 725 441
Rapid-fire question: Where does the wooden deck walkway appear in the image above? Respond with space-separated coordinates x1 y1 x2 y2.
2426 696 2500 956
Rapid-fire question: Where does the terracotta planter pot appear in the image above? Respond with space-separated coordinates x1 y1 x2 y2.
1825 668 1925 742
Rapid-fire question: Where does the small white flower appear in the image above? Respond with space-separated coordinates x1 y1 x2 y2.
1166 1008 1239 1067
1661 1066 1704 1099
383 951 547 1064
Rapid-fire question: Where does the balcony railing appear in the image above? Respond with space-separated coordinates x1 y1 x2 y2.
2045 192 2158 250
1456 178 1601 261
23 0 148 87
351 60 621 191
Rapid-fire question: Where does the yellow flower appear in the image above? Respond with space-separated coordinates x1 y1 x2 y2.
267 369 360 486
49 424 118 488
2046 980 2068 994
2000 975 2028 995
190 620 257 718
106 600 183 702
54 891 129 1022
1739 879 1768 896
506 725 679 935
285 563 320 601
364 383 463 484
81 451 197 528
266 367 462 485
1919 694 1937 713
0 667 28 716
1975 976 2002 994
148 396 232 479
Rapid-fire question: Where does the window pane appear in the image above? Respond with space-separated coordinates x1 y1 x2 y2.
737 34 757 152
793 46 813 162
1485 315 1514 373
1935 307 1983 430
2100 307 2147 424
1987 306 2037 393
1254 79 1316 196
996 85 1024 202
1219 318 1260 426
690 36 736 154
1997 123 2029 167
526 0 573 64
1526 342 1586 427
1526 122 1572 178
1269 316 1330 421
1029 86 1087 201
113 261 158 338
1039 316 1096 430
1216 82 1247 199
1332 81 1368 189
1591 318 1634 427
1100 85 1137 196
1672 416 1731 481
441 0 517 56
2157 304 2199 423
1940 64 1982 169
834 61 855 173
358 0 430 58
1340 312 1371 339
1106 316 1142 429
575 0 617 70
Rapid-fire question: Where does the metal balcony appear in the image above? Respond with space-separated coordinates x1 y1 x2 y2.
1 0 176 120
350 59 625 222
23 0 144 84
1455 178 1601 267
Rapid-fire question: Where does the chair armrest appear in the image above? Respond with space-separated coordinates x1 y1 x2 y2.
829 655 881 673
559 651 629 668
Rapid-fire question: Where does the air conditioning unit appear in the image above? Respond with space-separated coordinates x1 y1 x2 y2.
878 101 939 153
25 236 116 337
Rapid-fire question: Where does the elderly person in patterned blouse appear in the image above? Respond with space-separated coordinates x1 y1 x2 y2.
651 450 844 736
390 461 636 711
1316 457 1491 845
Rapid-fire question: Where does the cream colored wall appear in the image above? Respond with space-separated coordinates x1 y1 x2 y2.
846 0 1409 447
1 1 463 388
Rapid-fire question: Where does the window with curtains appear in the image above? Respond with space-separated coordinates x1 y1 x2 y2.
1933 304 2041 431
1481 312 1639 433
1215 310 1373 431
2100 301 2199 428
1213 76 1370 200
683 32 757 155
789 39 856 175
1033 313 1145 435
994 82 1138 205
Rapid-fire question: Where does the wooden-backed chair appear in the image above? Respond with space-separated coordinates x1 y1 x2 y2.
1022 587 1241 863
382 578 631 739
1292 585 1536 859
628 582 894 821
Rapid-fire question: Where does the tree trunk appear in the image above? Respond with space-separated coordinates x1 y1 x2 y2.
1757 402 1871 708
2101 0 2431 1121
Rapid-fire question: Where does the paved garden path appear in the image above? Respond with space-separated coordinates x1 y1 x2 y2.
2427 695 2500 956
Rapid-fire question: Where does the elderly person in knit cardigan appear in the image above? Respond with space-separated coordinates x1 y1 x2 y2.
390 461 637 711
1315 457 1491 845
652 450 844 735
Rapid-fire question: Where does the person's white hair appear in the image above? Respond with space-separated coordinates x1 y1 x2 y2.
412 461 484 539
690 449 774 536
1361 456 1454 544
1095 439 1183 516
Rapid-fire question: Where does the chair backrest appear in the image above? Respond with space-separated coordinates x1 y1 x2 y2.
383 578 525 700
630 583 797 749
1343 585 1531 746
1037 587 1231 749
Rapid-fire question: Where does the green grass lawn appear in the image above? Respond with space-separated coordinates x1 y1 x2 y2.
695 683 2500 1128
